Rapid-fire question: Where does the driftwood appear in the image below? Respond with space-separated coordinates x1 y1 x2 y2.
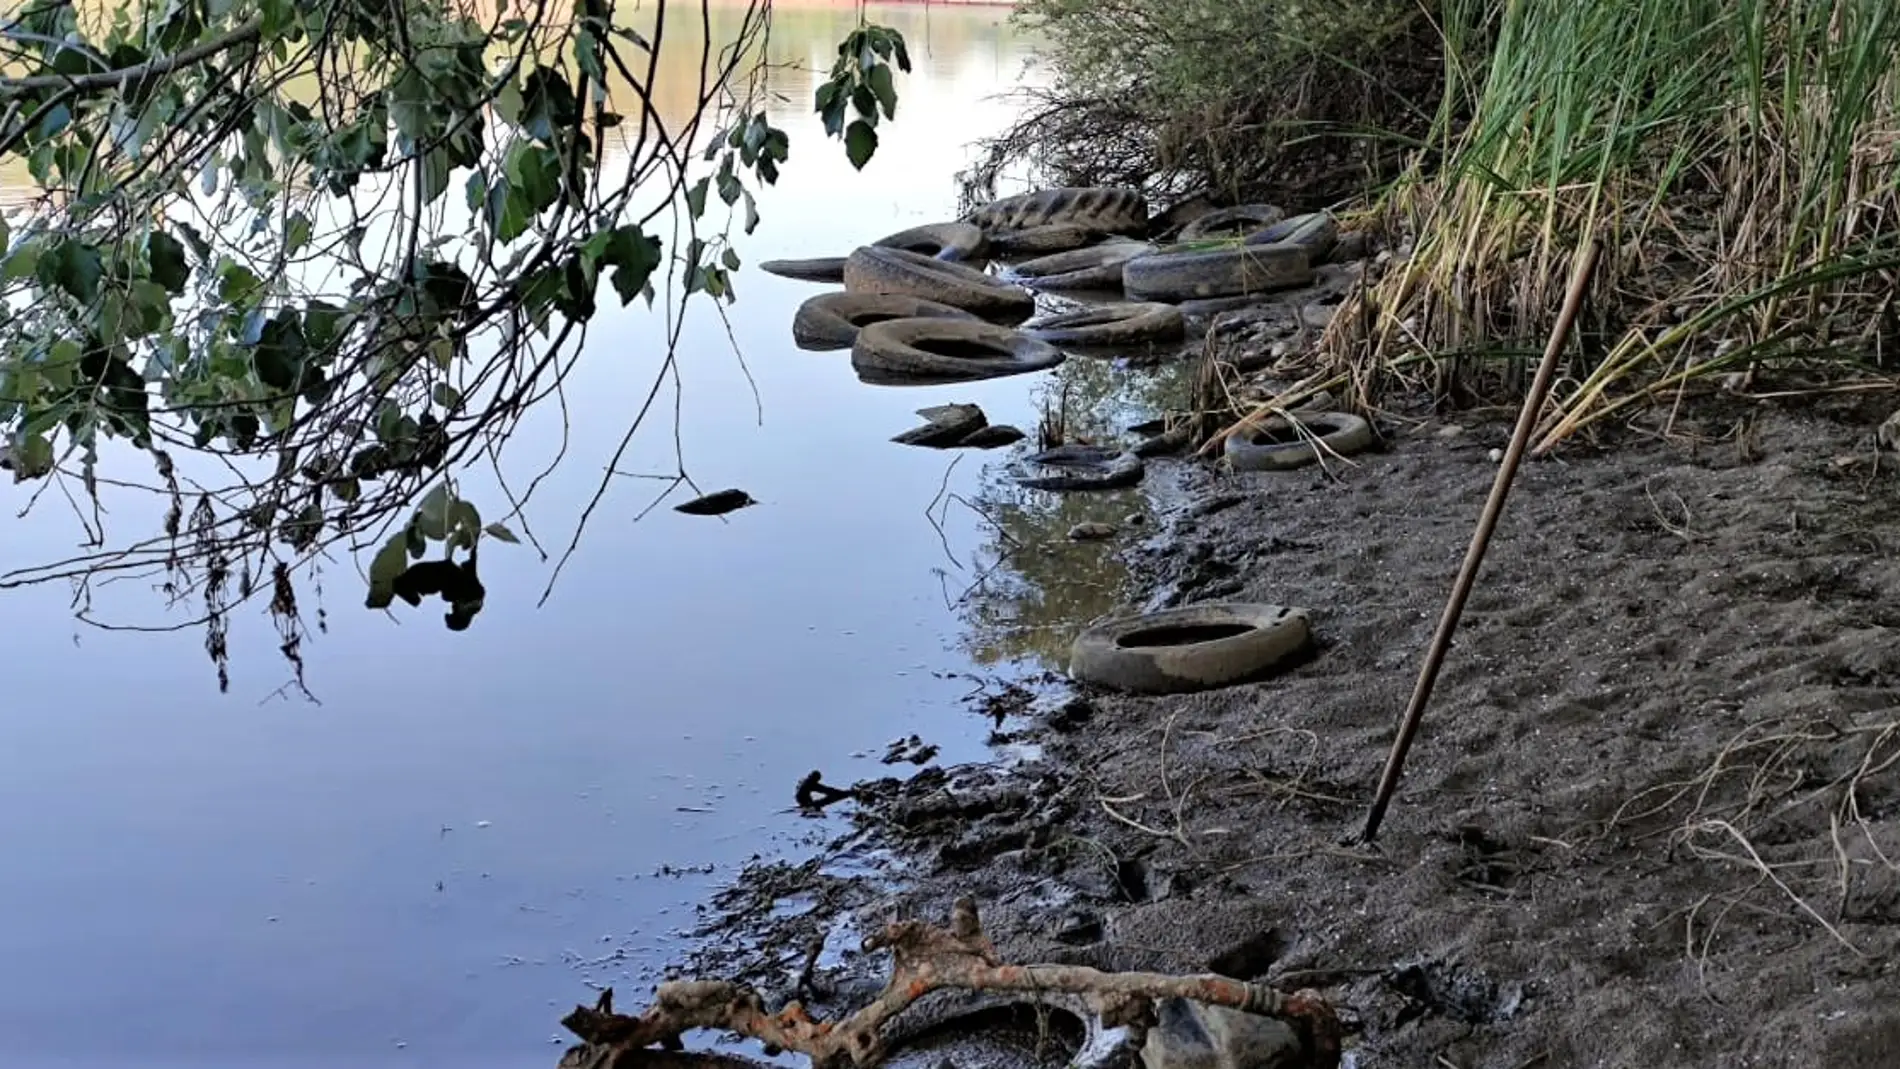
557 896 1341 1069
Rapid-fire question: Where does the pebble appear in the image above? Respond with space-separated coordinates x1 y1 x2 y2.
1067 522 1118 541
1487 448 1504 463
1437 424 1467 439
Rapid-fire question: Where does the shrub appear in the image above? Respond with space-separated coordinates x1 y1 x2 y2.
961 0 1443 209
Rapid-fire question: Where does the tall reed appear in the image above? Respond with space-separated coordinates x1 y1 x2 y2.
1326 0 1900 451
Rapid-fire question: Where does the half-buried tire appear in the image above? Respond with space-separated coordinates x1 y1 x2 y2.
1123 241 1313 302
1069 602 1313 695
1002 240 1157 291
1224 411 1374 471
1022 302 1185 348
853 318 1064 384
843 246 1035 322
792 293 980 352
1243 212 1339 260
1179 204 1286 242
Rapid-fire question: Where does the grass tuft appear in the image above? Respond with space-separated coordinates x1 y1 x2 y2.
1322 0 1900 449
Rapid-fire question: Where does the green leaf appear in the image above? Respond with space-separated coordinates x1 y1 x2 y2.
448 498 481 549
685 176 709 218
742 190 760 235
38 241 104 304
147 231 190 293
844 120 878 170
8 432 54 478
433 383 461 409
484 522 521 543
416 482 452 540
867 63 898 120
366 532 409 609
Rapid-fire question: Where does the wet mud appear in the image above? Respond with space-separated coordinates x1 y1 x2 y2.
662 290 1900 1068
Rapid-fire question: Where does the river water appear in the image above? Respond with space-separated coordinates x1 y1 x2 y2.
0 4 1188 1067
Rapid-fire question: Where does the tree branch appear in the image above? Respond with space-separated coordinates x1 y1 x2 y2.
555 896 1342 1069
0 16 264 95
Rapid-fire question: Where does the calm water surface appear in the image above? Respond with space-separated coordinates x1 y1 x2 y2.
0 5 1170 1067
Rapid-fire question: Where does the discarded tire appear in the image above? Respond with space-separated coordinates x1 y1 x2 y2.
853 318 1064 384
1123 242 1313 302
1069 602 1313 694
986 224 1096 256
874 221 988 263
1003 240 1157 291
1224 411 1374 471
1022 302 1185 348
1244 212 1339 260
759 256 848 283
1179 204 1286 242
791 293 980 351
843 246 1035 322
964 186 1149 239
1013 445 1144 492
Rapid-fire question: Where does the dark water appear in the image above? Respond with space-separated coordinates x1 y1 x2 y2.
0 5 1188 1067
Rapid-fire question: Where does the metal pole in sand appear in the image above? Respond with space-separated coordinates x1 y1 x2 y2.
1358 237 1603 844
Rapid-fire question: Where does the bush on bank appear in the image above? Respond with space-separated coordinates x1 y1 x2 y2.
960 0 1445 209
985 0 1900 433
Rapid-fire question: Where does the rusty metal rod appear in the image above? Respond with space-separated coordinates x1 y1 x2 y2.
1359 237 1603 844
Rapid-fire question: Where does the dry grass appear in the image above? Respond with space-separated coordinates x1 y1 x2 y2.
1316 0 1900 445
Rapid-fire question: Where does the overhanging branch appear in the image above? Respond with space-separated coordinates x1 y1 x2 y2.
0 15 264 95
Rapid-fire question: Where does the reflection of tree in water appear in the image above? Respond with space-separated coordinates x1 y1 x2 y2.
951 351 1202 673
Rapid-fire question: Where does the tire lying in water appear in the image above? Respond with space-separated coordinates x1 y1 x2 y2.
1022 302 1185 348
843 246 1035 321
1243 211 1339 260
1003 240 1157 291
759 256 849 283
873 221 989 263
791 292 980 351
1224 411 1374 471
1122 241 1313 302
1069 602 1314 694
1012 444 1144 492
852 318 1064 384
1179 204 1286 242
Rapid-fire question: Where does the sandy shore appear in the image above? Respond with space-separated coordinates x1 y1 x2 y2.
682 372 1900 1067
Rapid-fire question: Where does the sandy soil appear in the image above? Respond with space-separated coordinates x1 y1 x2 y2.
1019 391 1900 1067
681 386 1900 1069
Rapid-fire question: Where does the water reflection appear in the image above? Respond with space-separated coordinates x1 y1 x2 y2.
952 354 1200 673
0 5 1057 1068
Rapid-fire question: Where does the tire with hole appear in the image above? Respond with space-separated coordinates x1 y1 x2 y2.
873 221 988 263
1224 411 1373 471
1069 602 1314 694
1022 302 1185 348
1179 204 1286 242
759 256 849 283
843 246 1035 321
1002 241 1157 291
852 318 1064 384
1122 242 1313 302
1012 444 1144 491
791 293 980 351
1243 212 1339 260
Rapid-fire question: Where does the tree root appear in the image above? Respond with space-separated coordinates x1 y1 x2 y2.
557 896 1342 1069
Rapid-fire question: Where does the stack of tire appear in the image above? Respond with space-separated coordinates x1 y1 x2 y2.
765 218 1069 384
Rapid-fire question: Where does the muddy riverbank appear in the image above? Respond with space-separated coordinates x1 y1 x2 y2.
661 377 1900 1068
